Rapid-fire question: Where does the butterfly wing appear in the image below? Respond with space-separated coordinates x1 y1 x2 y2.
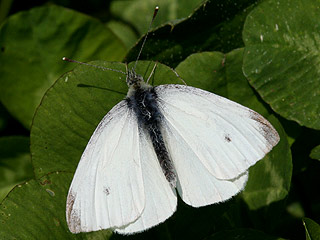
66 101 144 233
67 100 177 234
115 129 177 234
155 84 279 206
162 117 249 207
156 84 279 180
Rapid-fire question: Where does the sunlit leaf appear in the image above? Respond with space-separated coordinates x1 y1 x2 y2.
243 0 320 129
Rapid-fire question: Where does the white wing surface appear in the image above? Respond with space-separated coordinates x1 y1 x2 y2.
115 130 177 234
66 101 144 233
161 116 249 207
155 84 279 181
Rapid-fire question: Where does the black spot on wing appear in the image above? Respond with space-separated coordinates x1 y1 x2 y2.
103 186 110 195
225 134 232 142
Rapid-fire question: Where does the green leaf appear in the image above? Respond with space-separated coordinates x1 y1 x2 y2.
206 228 285 240
242 117 291 209
126 0 259 67
176 49 292 209
31 61 181 179
110 0 205 35
310 145 320 160
0 5 126 129
106 21 138 50
0 136 34 202
303 218 320 240
0 172 112 239
286 202 305 218
243 0 320 130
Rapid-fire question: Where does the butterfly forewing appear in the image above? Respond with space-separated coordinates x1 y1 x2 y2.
66 101 145 233
155 84 279 181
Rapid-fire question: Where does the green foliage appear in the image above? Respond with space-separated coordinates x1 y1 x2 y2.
0 136 33 202
125 0 259 67
0 172 112 239
110 0 205 35
108 0 205 49
242 0 320 129
303 218 320 240
0 5 126 129
0 0 319 239
310 145 320 160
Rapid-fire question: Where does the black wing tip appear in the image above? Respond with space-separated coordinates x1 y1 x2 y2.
249 110 280 149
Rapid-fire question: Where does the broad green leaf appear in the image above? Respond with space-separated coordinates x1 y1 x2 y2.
303 218 320 240
0 5 126 129
310 145 320 160
0 172 112 239
110 0 204 35
176 49 291 210
175 51 226 94
31 61 181 179
243 0 320 129
0 136 33 202
126 0 259 67
242 116 291 209
106 21 138 50
206 228 285 240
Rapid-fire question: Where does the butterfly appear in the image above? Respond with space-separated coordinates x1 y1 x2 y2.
65 6 280 235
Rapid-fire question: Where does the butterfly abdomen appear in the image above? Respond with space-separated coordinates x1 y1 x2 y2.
126 87 177 187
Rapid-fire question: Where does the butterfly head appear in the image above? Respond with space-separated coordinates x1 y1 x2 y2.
126 68 150 90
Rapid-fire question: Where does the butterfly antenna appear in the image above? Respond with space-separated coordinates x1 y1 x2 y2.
62 57 127 75
133 6 159 71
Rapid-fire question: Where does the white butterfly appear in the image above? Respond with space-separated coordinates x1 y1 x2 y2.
66 61 280 234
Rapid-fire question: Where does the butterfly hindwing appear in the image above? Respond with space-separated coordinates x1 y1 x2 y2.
115 128 177 234
161 116 249 207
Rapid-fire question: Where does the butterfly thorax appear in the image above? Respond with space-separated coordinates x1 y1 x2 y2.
125 82 177 188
